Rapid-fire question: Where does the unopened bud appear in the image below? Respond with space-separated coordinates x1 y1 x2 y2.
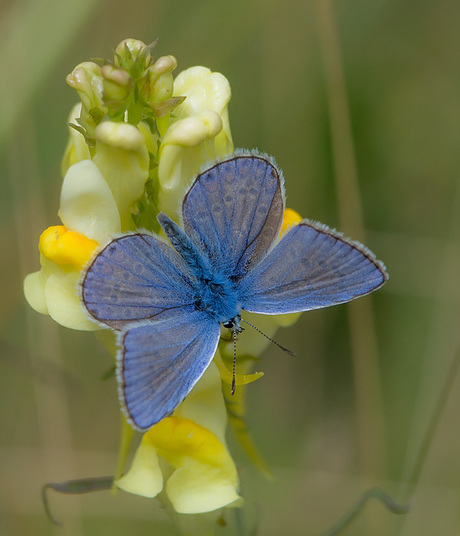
66 62 104 112
114 38 155 76
101 64 133 104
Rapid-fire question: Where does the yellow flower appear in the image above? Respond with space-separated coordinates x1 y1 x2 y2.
24 160 121 330
92 121 149 230
116 363 241 514
157 66 233 218
25 38 311 527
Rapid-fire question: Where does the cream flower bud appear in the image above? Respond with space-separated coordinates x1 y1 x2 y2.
114 38 149 68
137 56 177 119
66 62 106 136
101 64 133 105
93 122 149 230
152 55 177 76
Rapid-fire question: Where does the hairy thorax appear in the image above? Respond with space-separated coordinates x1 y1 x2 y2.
193 271 240 324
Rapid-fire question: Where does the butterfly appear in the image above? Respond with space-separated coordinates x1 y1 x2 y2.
81 152 388 430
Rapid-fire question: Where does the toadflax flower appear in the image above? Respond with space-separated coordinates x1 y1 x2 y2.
116 363 242 514
23 38 305 530
24 159 120 330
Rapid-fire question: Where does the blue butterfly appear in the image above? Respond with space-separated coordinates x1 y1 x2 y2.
82 152 388 430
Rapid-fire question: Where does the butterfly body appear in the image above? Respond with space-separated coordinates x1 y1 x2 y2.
158 212 242 325
82 152 388 430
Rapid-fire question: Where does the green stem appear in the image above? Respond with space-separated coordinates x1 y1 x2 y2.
318 487 410 536
112 414 135 493
404 344 460 498
314 0 386 480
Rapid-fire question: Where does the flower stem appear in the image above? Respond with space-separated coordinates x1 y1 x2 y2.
314 0 387 481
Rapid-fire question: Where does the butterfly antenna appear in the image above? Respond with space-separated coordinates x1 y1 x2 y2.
231 330 237 395
241 318 296 356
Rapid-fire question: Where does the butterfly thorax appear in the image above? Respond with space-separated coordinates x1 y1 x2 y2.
158 212 241 324
193 269 241 324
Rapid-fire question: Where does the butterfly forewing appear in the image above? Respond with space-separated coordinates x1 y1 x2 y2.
182 154 285 277
119 308 221 429
82 234 197 330
237 220 388 314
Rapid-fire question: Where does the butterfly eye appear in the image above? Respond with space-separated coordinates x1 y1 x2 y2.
222 319 234 329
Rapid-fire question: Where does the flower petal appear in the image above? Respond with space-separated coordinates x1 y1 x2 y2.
93 122 149 230
58 160 121 244
148 417 240 514
174 362 228 443
45 270 99 331
280 208 302 237
174 66 233 156
166 457 241 514
39 226 98 270
115 438 163 498
23 271 49 315
173 66 231 119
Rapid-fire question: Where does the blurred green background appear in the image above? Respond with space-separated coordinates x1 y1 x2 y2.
2 0 460 534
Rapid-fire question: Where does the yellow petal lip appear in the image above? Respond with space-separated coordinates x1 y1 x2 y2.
23 271 49 315
147 417 227 465
39 226 98 270
281 207 302 236
45 270 100 331
115 441 163 498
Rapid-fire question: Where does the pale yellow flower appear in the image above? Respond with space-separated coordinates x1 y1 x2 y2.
116 363 241 514
24 38 309 527
24 160 120 330
92 121 149 230
157 66 233 218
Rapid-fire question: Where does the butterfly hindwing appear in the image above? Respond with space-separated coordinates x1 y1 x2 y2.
237 219 388 314
82 234 197 330
119 308 221 430
182 153 285 278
